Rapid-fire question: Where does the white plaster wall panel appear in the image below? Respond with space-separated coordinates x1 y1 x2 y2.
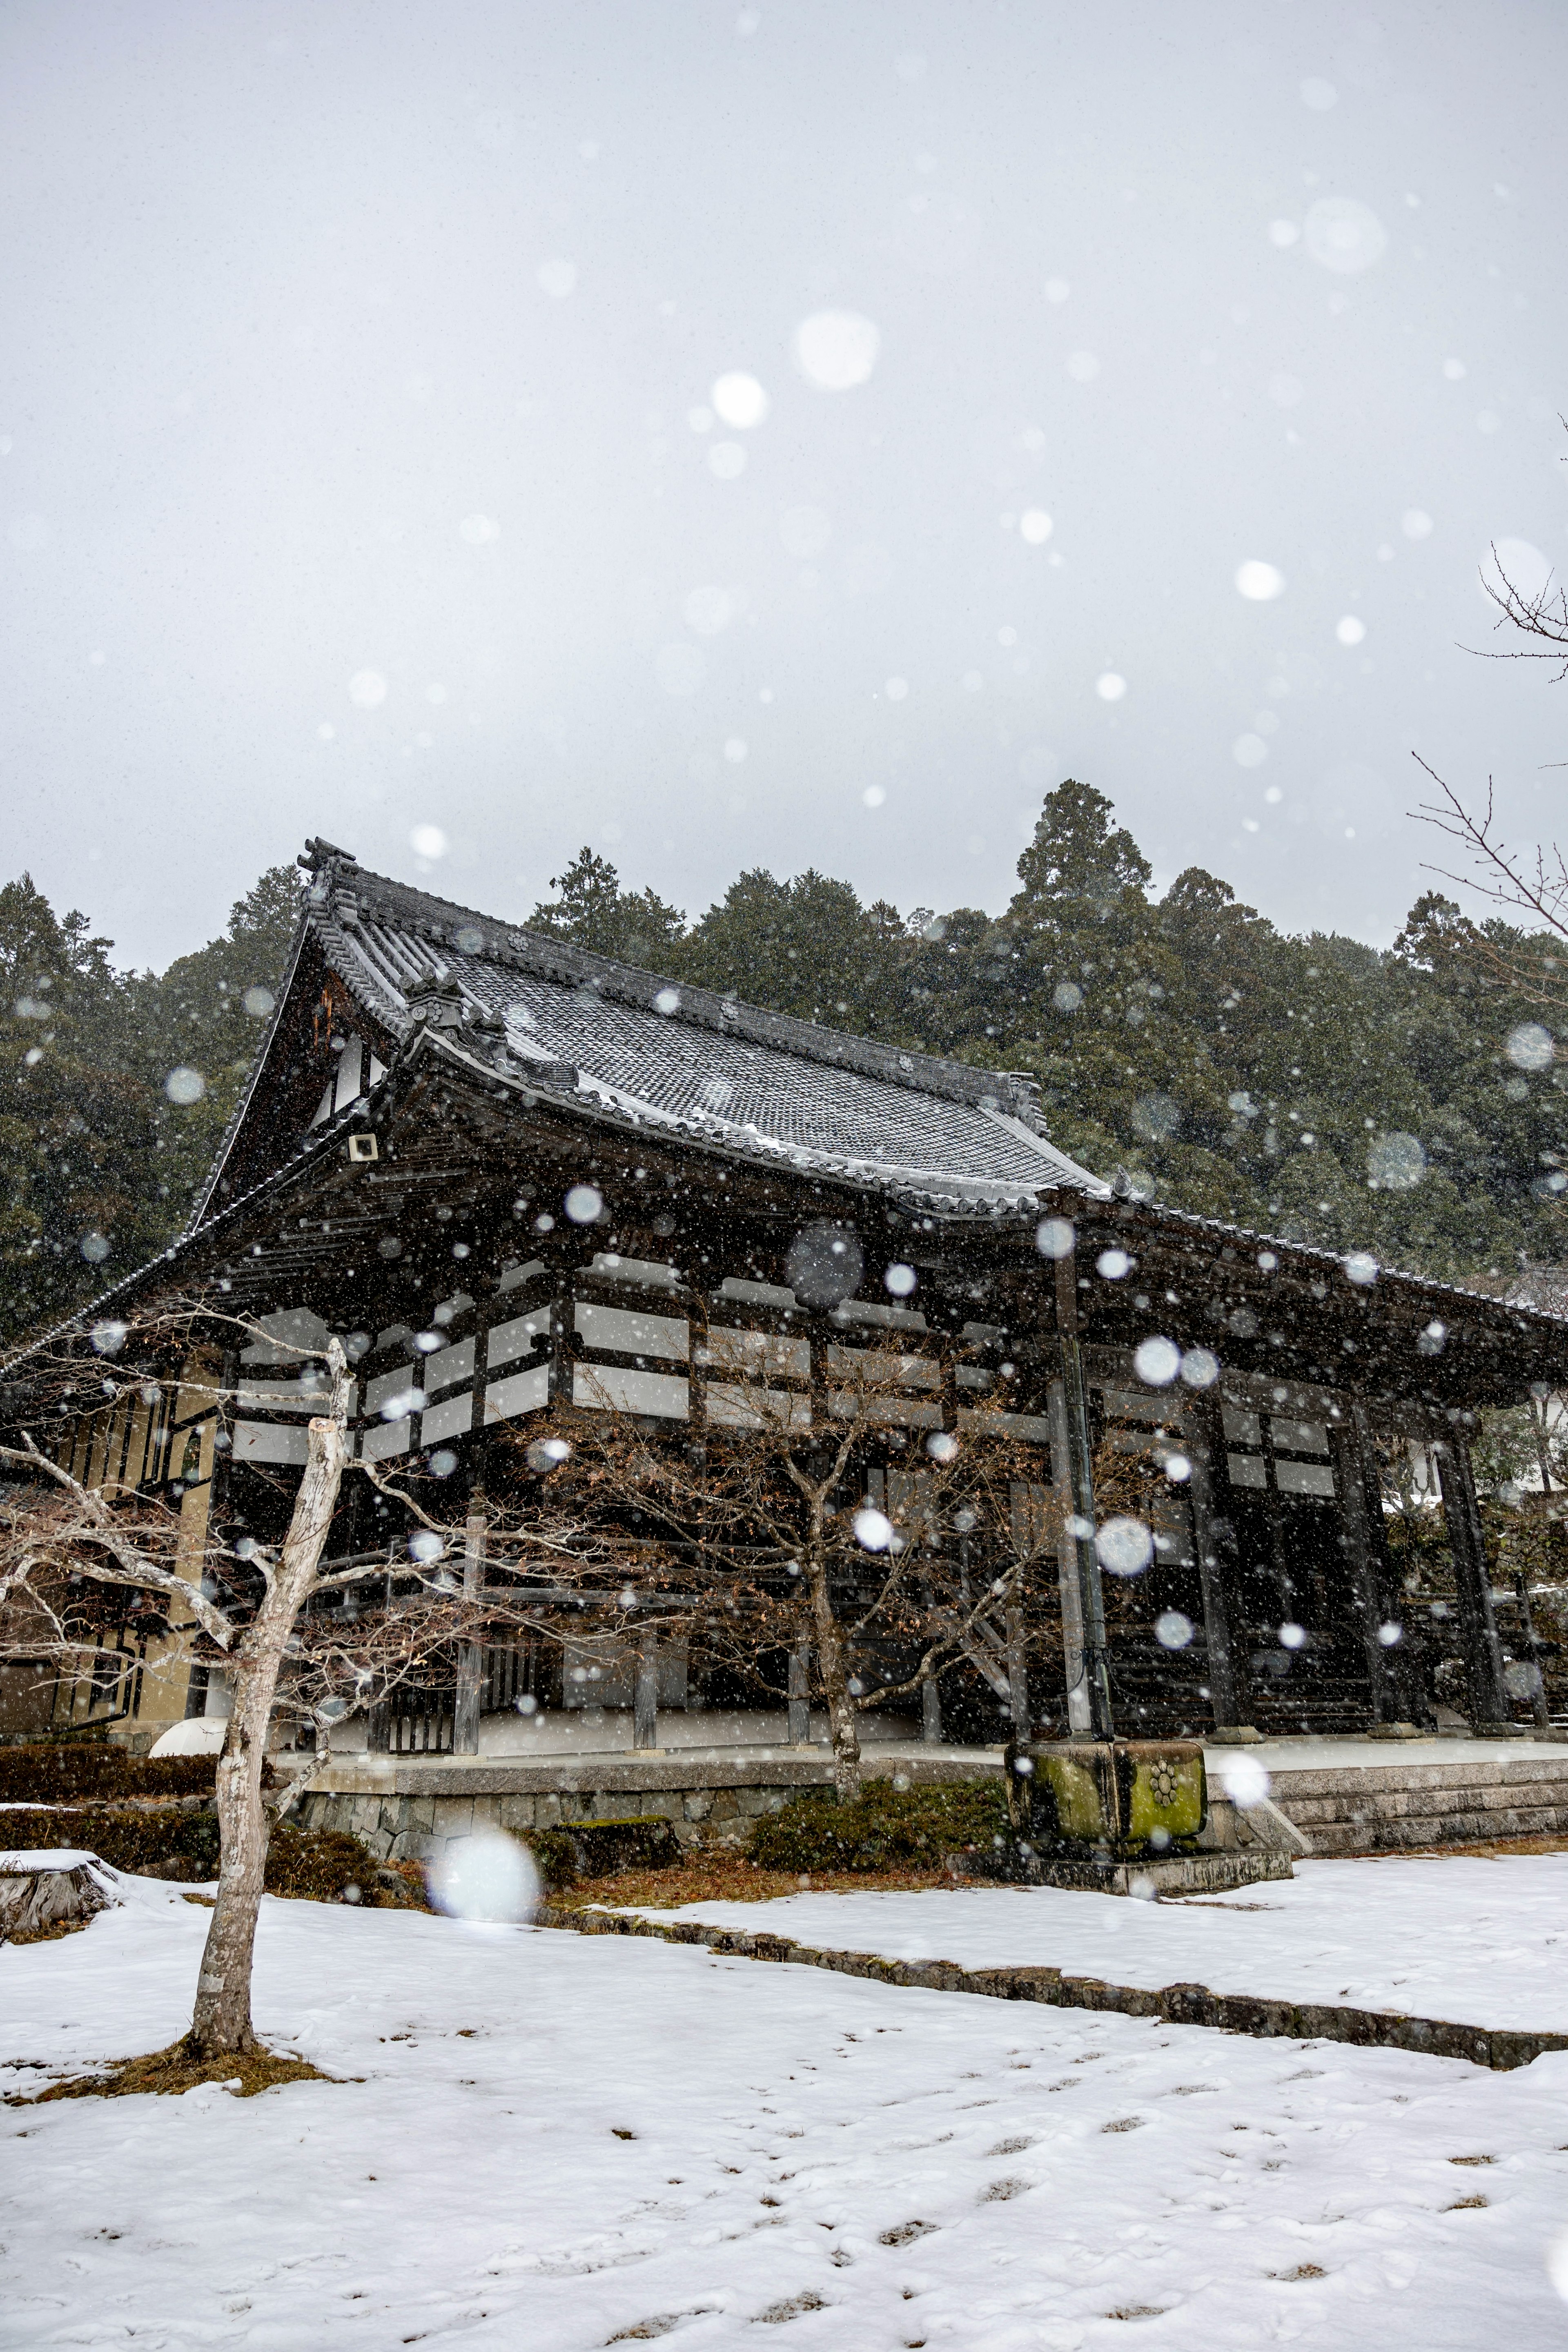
698 1326 810 1381
233 1421 310 1466
975 1403 1051 1440
1274 1418 1330 1455
572 1364 690 1418
482 1365 551 1424
706 1383 812 1430
365 1366 423 1417
362 1418 414 1461
333 1033 364 1109
1276 1459 1336 1497
829 1392 942 1430
421 1391 474 1446
589 1252 681 1287
825 1344 940 1389
574 1301 689 1361
487 1308 550 1370
422 1338 475 1396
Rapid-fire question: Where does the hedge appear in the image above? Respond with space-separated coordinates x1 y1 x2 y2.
0 1743 216 1805
746 1779 1009 1874
526 1816 683 1888
0 1805 411 1905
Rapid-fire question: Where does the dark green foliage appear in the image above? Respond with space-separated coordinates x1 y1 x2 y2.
529 849 687 969
678 867 908 1032
263 1822 403 1903
0 1800 396 1902
526 779 1568 1280
0 864 301 1341
6 775 1564 1343
0 876 165 1335
527 1814 683 1886
126 864 303 1220
746 1778 1009 1873
0 1744 216 1805
2 1802 220 1880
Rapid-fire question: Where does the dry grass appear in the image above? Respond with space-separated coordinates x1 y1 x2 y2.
549 1850 978 1911
11 2036 337 2105
3 1915 94 1947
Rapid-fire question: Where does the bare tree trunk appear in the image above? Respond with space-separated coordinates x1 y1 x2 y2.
189 1357 348 2058
807 1561 862 1804
1530 1398 1555 1498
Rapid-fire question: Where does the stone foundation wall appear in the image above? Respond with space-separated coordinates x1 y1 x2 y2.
294 1750 1298 1871
294 1750 1000 1867
297 1776 808 1863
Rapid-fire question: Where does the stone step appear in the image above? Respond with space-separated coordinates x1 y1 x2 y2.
1265 1750 1568 1854
1303 1806 1568 1855
1283 1782 1568 1827
1269 1755 1568 1801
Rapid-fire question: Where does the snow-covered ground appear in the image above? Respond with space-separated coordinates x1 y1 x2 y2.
628 1855 1568 2034
5 1869 1568 2348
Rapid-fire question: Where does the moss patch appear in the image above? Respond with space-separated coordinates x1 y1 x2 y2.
4 1913 94 1947
16 2037 335 2105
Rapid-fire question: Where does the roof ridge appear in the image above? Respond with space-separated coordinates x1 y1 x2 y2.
306 845 1045 1119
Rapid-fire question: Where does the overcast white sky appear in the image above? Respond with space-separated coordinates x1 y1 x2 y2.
3 0 1566 971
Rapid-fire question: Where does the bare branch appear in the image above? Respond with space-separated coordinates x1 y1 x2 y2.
0 1438 236 1647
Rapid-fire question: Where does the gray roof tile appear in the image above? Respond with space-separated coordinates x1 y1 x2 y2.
308 856 1108 1208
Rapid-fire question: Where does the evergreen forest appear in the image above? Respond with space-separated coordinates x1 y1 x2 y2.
2 779 1563 1345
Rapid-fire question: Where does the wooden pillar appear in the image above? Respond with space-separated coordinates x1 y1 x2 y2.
1053 1239 1114 1738
1514 1570 1553 1731
788 1640 811 1744
1332 1407 1391 1724
1047 1378 1093 1733
634 1623 659 1750
453 1506 486 1755
1434 1427 1509 1726
1257 1408 1295 1623
1186 1391 1241 1730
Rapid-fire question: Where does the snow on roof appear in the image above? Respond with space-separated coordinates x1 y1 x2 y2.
303 849 1110 1212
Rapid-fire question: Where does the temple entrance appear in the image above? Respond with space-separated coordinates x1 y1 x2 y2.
1221 1400 1373 1732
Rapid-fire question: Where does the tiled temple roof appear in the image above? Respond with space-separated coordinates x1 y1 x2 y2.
263 847 1110 1216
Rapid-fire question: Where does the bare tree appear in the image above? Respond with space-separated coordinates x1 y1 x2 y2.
1410 525 1568 1017
1474 526 1568 681
1410 761 1568 1014
0 1317 589 2058
512 1349 1071 1802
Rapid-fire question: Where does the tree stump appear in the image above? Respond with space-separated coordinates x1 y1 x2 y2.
0 1850 114 1943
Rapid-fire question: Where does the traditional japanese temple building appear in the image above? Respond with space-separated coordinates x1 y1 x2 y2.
5 836 1567 1762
